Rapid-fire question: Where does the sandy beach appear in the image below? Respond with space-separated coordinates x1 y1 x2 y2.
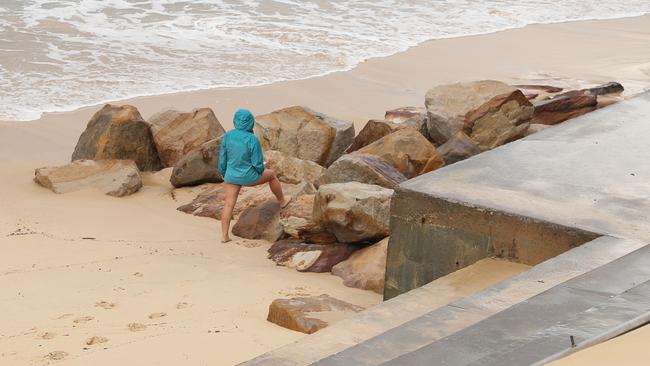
2 14 650 365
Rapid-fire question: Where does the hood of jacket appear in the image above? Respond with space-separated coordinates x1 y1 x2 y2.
233 109 255 132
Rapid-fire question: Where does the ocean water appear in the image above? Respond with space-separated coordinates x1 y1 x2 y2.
1 1 649 121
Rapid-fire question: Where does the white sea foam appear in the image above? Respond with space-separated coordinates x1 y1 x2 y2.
1 0 649 121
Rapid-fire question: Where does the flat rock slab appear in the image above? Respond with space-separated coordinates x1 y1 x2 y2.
267 294 364 334
268 239 359 273
35 159 142 197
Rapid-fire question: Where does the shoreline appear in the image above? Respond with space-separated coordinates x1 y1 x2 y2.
2 14 650 133
3 12 649 124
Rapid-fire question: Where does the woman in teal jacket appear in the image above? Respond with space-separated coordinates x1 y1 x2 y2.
218 109 289 242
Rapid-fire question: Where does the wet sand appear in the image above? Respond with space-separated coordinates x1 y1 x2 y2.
2 14 650 366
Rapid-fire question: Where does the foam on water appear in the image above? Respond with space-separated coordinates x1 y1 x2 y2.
1 0 649 121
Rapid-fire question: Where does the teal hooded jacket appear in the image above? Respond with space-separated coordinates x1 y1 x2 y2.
218 109 265 185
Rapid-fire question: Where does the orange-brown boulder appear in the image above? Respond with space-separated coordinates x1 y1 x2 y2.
320 153 407 189
313 182 392 243
149 108 225 167
170 137 223 188
254 106 354 166
267 294 363 334
332 237 389 294
426 81 534 148
355 128 444 178
436 131 484 165
72 104 162 171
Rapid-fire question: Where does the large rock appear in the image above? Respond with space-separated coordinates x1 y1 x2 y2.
72 104 162 171
178 183 296 220
585 81 624 96
170 137 223 188
279 191 338 243
320 153 407 189
268 239 359 273
425 81 534 148
313 182 392 243
149 108 225 167
436 131 484 165
345 119 405 153
232 199 284 242
254 106 354 166
267 294 364 334
35 159 142 197
384 106 430 140
332 237 389 294
264 150 326 185
532 90 597 125
355 128 444 179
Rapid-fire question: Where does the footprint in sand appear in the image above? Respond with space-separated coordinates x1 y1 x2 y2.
40 332 56 340
46 351 68 360
176 302 191 310
148 312 167 319
73 316 94 324
85 336 108 345
94 301 116 309
133 272 143 277
127 323 147 332
57 314 74 320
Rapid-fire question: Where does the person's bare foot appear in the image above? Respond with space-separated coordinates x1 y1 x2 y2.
221 237 232 243
280 197 292 208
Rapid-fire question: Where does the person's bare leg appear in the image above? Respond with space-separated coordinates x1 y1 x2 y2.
248 169 290 207
221 183 241 242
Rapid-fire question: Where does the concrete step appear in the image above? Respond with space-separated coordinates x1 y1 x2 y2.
379 243 650 366
313 236 644 365
241 236 645 366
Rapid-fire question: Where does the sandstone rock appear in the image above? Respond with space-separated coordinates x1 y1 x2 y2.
462 88 534 149
264 150 326 185
279 193 338 243
356 128 444 178
345 119 405 153
585 81 624 96
384 106 430 139
35 159 142 197
532 90 597 125
232 199 284 242
436 131 483 165
72 104 162 171
268 239 359 273
313 182 392 243
170 137 223 188
149 108 225 167
332 237 389 294
177 183 296 220
254 106 354 166
425 81 534 147
524 124 552 136
320 153 407 189
267 294 364 334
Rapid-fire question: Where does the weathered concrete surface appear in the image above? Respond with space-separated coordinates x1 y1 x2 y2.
386 92 650 298
313 236 645 366
381 244 650 366
241 236 644 366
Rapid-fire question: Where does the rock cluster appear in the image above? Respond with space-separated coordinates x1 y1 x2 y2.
50 80 624 335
